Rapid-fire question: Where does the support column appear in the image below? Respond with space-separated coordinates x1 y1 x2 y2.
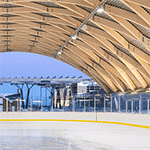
131 101 133 113
104 96 105 112
20 98 21 112
26 88 30 109
30 97 32 112
17 98 19 112
139 95 142 114
6 98 8 112
56 88 61 109
80 96 81 108
84 93 86 112
126 100 128 113
73 97 75 112
53 87 56 109
45 87 47 109
15 84 24 109
51 87 54 112
118 95 120 112
59 89 61 109
63 87 67 112
94 97 96 112
52 96 54 112
26 84 34 109
40 86 42 112
110 95 112 112
147 99 149 114
20 88 24 109
63 96 65 112
70 87 75 112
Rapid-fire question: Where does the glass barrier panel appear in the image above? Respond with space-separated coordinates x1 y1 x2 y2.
75 95 84 112
133 100 139 113
105 97 111 112
127 101 131 113
120 96 126 113
112 97 119 112
96 96 104 112
141 94 149 114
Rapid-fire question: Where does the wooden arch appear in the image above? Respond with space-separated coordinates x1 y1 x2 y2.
0 0 150 93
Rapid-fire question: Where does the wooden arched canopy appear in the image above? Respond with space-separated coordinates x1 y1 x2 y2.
0 0 150 93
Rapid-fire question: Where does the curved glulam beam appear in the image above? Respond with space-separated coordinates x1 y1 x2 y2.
64 46 122 92
56 53 111 93
104 4 150 30
125 0 150 9
121 0 150 26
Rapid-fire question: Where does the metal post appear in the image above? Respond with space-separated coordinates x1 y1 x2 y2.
20 88 24 109
119 95 120 112
84 92 86 112
19 98 21 112
126 100 128 113
94 97 96 112
139 95 141 114
147 99 149 114
63 96 64 112
79 94 81 108
40 86 42 112
30 96 33 112
110 95 112 112
52 89 54 112
15 84 24 109
70 87 74 112
131 101 133 113
53 87 55 111
6 98 8 112
104 96 105 112
46 87 47 109
73 97 75 112
17 98 18 112
63 87 67 112
26 84 34 109
89 82 90 112
77 92 79 110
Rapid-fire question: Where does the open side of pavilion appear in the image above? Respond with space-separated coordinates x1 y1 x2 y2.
0 0 150 94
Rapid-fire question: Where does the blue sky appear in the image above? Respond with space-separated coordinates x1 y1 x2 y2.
0 52 87 78
0 52 88 98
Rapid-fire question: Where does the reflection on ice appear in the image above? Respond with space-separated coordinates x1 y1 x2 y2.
0 121 150 150
0 122 110 150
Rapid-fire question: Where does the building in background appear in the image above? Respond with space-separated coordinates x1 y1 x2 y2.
0 93 21 112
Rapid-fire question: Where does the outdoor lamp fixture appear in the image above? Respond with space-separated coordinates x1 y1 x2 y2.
72 36 77 40
81 24 87 30
58 51 62 55
97 7 104 13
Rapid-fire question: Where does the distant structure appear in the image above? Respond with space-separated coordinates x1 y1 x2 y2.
0 94 21 112
0 77 106 111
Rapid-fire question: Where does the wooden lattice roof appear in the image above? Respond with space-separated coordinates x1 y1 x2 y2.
0 0 150 93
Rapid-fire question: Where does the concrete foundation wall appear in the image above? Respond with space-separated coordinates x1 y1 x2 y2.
0 112 150 127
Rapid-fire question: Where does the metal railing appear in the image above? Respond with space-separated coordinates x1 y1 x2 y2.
1 92 150 114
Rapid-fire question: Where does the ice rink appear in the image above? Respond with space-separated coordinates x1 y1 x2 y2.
0 121 150 150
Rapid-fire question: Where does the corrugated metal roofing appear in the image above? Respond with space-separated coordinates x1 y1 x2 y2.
106 0 135 13
32 1 66 9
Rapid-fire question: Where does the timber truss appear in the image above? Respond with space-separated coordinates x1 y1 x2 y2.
0 0 150 93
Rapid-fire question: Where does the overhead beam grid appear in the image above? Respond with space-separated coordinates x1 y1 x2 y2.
0 0 150 93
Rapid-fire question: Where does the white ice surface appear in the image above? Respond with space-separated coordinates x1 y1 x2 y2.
0 121 150 150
